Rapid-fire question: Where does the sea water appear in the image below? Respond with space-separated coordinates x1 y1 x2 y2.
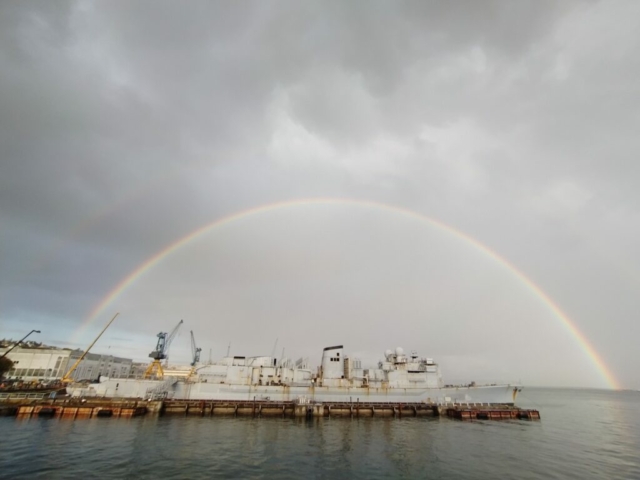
1 388 638 479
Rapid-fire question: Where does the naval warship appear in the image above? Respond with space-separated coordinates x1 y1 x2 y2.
66 344 520 404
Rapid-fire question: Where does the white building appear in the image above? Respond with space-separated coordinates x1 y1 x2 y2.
0 346 133 382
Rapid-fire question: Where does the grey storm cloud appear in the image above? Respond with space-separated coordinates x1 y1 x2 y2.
1 1 638 389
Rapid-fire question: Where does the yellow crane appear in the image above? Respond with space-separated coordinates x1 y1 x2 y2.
144 319 183 379
61 313 119 383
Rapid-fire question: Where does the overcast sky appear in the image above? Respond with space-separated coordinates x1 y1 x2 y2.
1 1 638 389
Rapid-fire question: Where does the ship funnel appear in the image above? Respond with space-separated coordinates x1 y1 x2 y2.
321 345 344 379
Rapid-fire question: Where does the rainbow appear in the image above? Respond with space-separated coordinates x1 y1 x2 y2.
77 198 620 389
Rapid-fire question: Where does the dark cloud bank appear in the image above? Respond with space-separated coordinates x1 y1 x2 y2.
1 1 638 388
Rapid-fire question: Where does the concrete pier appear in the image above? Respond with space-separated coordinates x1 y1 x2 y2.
445 405 541 420
15 402 146 418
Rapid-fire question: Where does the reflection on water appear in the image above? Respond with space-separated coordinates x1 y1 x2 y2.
1 389 638 479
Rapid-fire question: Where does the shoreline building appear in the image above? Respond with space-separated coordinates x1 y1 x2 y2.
0 345 133 382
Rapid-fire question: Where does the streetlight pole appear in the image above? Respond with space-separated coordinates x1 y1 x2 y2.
1 329 41 359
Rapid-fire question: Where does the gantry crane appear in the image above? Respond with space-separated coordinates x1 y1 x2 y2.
144 319 183 379
187 330 202 380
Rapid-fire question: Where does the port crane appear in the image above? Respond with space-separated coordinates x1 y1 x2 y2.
190 331 201 367
62 313 119 383
187 330 202 380
144 319 183 379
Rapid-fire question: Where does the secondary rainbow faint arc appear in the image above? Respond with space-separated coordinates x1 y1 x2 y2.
79 197 620 389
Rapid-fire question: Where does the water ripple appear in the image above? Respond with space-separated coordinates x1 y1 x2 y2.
1 389 638 480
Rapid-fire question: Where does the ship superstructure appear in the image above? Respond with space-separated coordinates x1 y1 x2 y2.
318 345 442 389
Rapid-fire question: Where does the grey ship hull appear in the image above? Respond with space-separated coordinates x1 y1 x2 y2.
70 378 518 404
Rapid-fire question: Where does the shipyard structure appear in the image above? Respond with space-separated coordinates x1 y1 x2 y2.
2 319 534 421
0 345 133 383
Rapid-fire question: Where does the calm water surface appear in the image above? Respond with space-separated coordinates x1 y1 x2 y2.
1 388 638 479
